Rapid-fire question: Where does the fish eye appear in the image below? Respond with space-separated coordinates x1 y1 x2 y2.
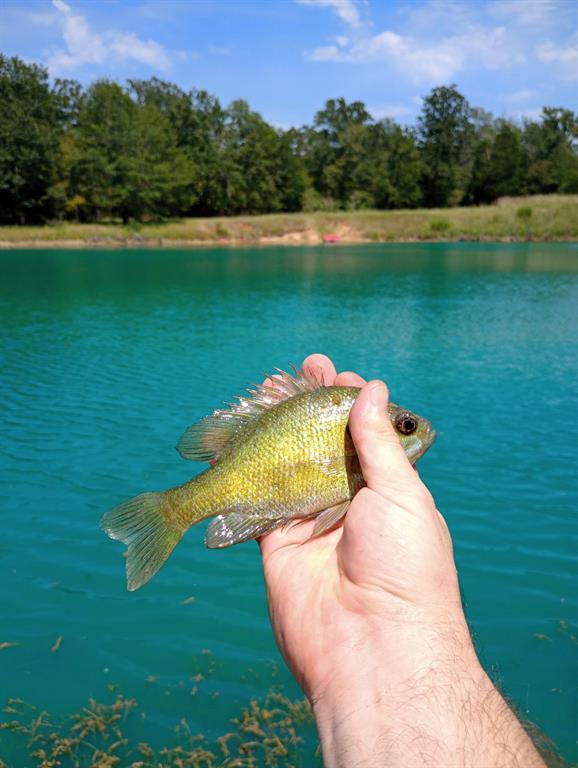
395 412 418 436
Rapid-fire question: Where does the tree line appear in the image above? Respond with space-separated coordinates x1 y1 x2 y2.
1 53 577 225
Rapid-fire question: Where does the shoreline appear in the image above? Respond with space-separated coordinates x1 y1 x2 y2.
1 195 577 249
1 233 577 250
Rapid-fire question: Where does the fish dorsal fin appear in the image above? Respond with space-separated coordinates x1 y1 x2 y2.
176 365 322 462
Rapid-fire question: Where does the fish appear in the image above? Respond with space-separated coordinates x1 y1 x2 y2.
101 367 436 591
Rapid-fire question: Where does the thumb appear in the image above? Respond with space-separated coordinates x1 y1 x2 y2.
349 380 418 498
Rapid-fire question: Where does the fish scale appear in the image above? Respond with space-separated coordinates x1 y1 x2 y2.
102 368 435 591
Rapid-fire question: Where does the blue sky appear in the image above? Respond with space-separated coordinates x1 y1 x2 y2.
1 0 576 127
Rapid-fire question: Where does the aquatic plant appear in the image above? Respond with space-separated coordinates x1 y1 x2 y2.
0 691 317 768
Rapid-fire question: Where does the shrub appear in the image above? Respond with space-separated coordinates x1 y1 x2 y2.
301 189 340 213
347 190 374 211
516 206 533 222
429 218 451 232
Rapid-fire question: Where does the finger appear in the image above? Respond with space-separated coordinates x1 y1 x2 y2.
258 518 317 557
263 373 284 388
302 354 337 386
334 371 366 387
349 380 418 497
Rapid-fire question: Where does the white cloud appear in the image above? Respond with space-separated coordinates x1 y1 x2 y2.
369 103 412 120
298 0 578 89
175 50 200 62
306 24 520 84
12 7 59 26
508 107 544 122
536 38 578 80
296 0 362 29
47 0 171 74
109 32 170 69
488 0 559 26
362 30 464 83
208 45 231 56
536 40 578 63
503 89 538 103
308 45 341 62
300 0 528 84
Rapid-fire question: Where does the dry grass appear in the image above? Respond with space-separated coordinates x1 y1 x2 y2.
0 195 577 248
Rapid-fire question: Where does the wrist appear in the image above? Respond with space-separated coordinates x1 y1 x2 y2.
311 614 544 768
312 611 479 767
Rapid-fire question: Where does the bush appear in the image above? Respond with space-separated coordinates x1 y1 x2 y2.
429 218 451 232
301 188 340 212
516 205 533 221
347 190 374 211
215 222 230 237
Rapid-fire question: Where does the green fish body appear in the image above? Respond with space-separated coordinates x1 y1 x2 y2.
102 368 435 590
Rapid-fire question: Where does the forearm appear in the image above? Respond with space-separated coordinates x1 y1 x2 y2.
312 626 546 768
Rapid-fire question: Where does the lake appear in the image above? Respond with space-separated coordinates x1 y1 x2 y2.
1 243 577 764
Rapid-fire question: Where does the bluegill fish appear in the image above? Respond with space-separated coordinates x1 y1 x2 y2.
102 367 435 590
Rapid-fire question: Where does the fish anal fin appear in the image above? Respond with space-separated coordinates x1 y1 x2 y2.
309 500 350 540
177 365 323 463
205 513 281 548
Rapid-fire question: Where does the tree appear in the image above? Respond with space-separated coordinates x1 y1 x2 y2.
524 108 578 194
373 122 423 208
468 121 528 204
53 78 84 129
306 98 374 205
275 129 308 212
70 81 197 222
186 90 228 216
0 55 59 223
418 85 473 207
217 100 283 215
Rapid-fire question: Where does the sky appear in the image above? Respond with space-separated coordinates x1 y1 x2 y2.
1 0 577 127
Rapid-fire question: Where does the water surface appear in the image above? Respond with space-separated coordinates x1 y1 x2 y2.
1 243 577 762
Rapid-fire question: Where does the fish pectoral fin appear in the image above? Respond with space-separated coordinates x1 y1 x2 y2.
205 513 281 548
309 500 351 540
177 365 322 464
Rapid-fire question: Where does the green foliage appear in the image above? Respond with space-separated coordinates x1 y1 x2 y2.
219 100 284 215
524 108 578 195
69 81 197 222
0 55 59 223
468 122 529 204
517 206 533 221
1 54 577 223
301 189 340 212
418 84 474 207
374 122 424 208
429 218 451 232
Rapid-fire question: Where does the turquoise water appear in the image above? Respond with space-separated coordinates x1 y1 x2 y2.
1 243 577 763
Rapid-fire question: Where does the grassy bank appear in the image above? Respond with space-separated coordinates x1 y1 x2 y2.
0 195 577 248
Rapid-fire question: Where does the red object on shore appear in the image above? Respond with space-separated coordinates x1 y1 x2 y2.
323 233 341 243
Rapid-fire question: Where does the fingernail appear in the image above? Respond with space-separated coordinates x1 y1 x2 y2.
369 382 383 406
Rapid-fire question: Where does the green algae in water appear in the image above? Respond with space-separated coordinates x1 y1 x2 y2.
0 691 317 768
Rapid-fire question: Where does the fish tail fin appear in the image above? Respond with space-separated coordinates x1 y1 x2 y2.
101 491 183 591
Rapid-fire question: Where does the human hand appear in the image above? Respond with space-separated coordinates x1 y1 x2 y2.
259 354 545 768
260 353 469 700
